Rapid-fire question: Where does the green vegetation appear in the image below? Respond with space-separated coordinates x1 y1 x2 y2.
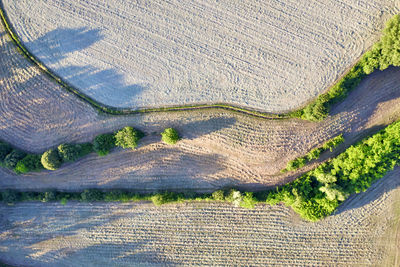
14 154 43 174
57 143 93 162
266 119 400 221
3 119 399 221
295 14 400 121
282 134 344 172
93 133 115 156
0 126 148 174
161 128 180 145
114 127 144 149
41 149 62 170
4 150 26 169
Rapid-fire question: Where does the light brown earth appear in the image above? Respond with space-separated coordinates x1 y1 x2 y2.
2 0 400 111
1 16 400 192
1 166 399 266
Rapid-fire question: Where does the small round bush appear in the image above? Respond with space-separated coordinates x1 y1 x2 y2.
41 149 62 170
57 143 93 162
115 126 144 149
14 154 43 174
4 150 26 169
161 128 180 145
93 133 115 156
0 142 12 161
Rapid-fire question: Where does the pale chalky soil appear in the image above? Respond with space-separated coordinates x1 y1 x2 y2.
3 0 399 111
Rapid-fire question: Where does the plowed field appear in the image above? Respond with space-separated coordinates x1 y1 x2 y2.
2 0 399 111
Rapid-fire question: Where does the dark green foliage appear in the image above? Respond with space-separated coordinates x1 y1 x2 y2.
1 189 18 204
81 189 104 202
0 141 12 161
151 192 182 206
4 150 26 169
282 134 344 172
14 154 43 174
41 191 57 202
93 133 115 156
211 190 225 201
58 143 93 162
41 149 62 170
114 126 144 149
161 128 180 145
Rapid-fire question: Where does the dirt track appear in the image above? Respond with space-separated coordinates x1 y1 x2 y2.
1 166 399 266
2 19 400 192
2 0 399 111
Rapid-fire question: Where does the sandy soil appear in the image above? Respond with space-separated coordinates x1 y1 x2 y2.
2 18 400 192
1 166 399 266
2 0 399 111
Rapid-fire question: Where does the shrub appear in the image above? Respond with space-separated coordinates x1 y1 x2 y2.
14 154 43 174
58 143 93 162
114 126 144 149
211 190 225 201
93 133 115 156
41 191 56 202
151 192 178 206
81 189 103 202
41 148 62 170
2 189 18 204
240 192 257 209
0 141 12 161
161 128 180 145
4 150 26 169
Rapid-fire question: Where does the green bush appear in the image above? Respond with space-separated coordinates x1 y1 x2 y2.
41 148 62 170
58 143 93 162
4 150 26 169
81 189 103 202
1 189 18 204
211 190 225 201
14 154 43 174
161 128 180 145
41 191 56 202
151 192 180 206
93 133 115 156
0 141 12 161
114 126 144 149
240 192 257 209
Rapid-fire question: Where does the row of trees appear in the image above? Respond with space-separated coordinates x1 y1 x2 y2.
281 134 344 172
1 117 398 221
0 127 180 173
297 14 400 121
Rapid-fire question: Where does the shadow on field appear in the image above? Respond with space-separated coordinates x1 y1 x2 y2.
25 27 146 107
334 166 400 216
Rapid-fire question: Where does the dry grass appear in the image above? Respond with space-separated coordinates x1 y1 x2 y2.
2 0 399 111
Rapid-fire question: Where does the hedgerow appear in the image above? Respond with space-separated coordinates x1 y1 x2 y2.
295 14 400 121
93 133 116 156
3 119 399 221
282 134 344 172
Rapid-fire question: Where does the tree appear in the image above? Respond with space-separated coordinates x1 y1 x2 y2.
4 150 26 169
93 133 115 156
114 126 144 149
58 143 92 162
0 142 12 162
161 128 180 145
41 149 62 170
14 154 43 174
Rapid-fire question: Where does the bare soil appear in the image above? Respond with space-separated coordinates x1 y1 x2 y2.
1 20 400 192
1 166 399 266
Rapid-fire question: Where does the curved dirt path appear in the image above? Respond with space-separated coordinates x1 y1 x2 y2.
1 19 400 191
1 166 399 266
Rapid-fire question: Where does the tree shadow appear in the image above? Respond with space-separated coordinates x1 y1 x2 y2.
24 27 146 107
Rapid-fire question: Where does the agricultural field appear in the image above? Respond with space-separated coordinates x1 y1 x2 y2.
1 166 399 266
2 17 400 193
2 0 399 111
1 1 400 266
